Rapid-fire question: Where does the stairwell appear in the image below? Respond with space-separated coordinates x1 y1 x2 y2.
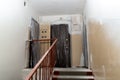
52 68 94 80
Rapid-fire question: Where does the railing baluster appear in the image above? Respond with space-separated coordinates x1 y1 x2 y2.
45 67 46 80
47 54 50 80
43 58 45 80
41 67 42 80
35 70 37 80
31 76 33 80
42 65 44 80
46 67 47 80
39 67 41 80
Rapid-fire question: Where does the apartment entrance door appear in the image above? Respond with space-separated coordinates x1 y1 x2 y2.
51 24 71 67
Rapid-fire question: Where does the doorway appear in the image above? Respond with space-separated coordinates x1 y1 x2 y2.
51 24 71 67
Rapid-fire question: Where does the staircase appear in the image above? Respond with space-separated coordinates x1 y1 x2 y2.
52 67 94 80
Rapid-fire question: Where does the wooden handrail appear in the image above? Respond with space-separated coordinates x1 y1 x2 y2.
25 38 57 80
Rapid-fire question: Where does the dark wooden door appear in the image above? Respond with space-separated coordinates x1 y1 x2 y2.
51 24 71 67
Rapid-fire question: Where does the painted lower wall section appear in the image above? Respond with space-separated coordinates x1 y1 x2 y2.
88 20 120 80
71 34 83 67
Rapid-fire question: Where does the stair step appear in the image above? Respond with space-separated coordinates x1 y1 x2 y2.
54 68 92 72
54 71 89 75
53 75 94 80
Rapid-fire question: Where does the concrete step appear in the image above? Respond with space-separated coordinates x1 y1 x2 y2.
54 68 92 72
54 68 93 76
52 68 94 80
52 75 94 80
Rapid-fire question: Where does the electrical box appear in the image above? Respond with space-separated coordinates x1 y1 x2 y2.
39 23 50 39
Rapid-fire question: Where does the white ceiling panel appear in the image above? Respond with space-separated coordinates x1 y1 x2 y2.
29 0 86 15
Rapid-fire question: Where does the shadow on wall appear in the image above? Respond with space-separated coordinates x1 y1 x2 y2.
88 20 120 80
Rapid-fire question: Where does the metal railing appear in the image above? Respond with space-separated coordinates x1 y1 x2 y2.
25 39 57 80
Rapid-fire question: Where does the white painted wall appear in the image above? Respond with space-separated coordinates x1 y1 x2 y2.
39 14 83 34
85 0 120 20
0 0 39 80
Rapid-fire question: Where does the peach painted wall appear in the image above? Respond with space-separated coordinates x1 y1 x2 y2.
88 20 120 80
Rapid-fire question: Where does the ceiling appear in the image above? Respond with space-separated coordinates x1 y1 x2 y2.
29 0 86 15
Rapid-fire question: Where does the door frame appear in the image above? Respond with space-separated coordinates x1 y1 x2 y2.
82 18 90 69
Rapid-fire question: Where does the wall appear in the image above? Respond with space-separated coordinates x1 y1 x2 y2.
0 0 39 80
85 0 120 20
85 0 120 79
39 15 83 67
